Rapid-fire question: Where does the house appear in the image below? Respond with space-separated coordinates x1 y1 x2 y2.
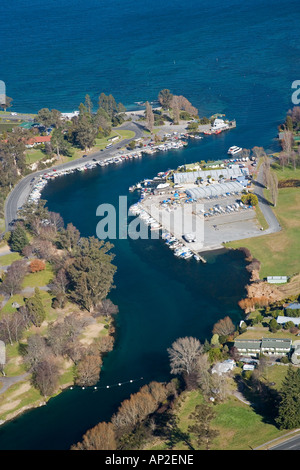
267 276 288 284
25 135 52 148
211 118 228 131
233 339 261 357
286 302 300 310
277 315 300 327
211 359 236 375
261 338 292 356
234 338 292 357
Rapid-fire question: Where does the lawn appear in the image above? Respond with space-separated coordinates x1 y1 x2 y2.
0 252 22 267
154 383 289 450
22 262 53 288
226 186 300 278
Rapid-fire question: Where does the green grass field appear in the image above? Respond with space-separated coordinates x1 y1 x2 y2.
226 186 300 278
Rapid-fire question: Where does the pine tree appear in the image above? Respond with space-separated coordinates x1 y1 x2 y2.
276 366 300 429
25 288 46 327
9 224 29 253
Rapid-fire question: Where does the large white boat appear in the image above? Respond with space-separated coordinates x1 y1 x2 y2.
228 146 242 155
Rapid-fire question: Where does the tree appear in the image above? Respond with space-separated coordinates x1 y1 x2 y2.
188 403 219 450
66 237 116 312
75 351 102 386
212 316 235 337
36 108 62 128
32 357 59 396
167 336 203 377
0 260 28 297
75 115 97 151
25 288 46 327
29 259 46 273
84 94 93 116
0 311 26 345
71 422 117 450
262 154 271 189
280 130 294 164
145 101 154 132
276 366 300 429
171 95 180 124
51 128 72 159
58 223 80 253
269 318 280 333
25 334 48 370
95 298 119 318
9 224 29 253
270 171 278 207
0 96 13 112
241 193 258 206
158 89 173 110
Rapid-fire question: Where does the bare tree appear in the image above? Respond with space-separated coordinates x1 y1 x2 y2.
0 260 28 297
270 171 278 207
32 357 59 396
212 316 235 337
167 337 203 377
0 312 26 345
75 350 102 386
71 422 117 450
145 101 154 132
95 298 118 318
262 154 271 189
281 129 294 164
171 95 180 124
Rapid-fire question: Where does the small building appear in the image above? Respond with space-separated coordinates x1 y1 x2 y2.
267 276 288 284
211 118 228 131
211 359 236 375
277 316 300 327
243 364 255 371
61 111 79 120
261 338 292 356
234 339 261 357
286 302 300 310
25 136 52 148
108 135 119 143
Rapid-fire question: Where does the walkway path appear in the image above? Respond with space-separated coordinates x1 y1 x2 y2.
0 373 30 395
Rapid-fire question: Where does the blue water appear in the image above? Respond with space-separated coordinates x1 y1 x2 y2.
0 0 299 450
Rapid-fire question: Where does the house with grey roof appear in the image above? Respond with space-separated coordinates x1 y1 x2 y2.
234 338 292 358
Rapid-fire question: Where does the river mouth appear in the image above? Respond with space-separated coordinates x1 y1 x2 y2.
0 143 251 450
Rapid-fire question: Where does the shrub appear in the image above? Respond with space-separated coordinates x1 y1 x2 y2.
29 259 46 273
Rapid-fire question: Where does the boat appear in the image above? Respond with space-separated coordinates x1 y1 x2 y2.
228 146 242 155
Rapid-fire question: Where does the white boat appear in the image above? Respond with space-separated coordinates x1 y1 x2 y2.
228 146 242 155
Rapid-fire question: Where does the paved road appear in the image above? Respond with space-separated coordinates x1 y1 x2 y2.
252 160 281 235
269 434 300 450
4 121 144 231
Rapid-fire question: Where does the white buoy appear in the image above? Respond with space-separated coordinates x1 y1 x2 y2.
106 385 110 388
118 383 121 386
130 380 133 383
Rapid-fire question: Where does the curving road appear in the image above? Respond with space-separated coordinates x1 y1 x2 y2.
4 121 145 231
